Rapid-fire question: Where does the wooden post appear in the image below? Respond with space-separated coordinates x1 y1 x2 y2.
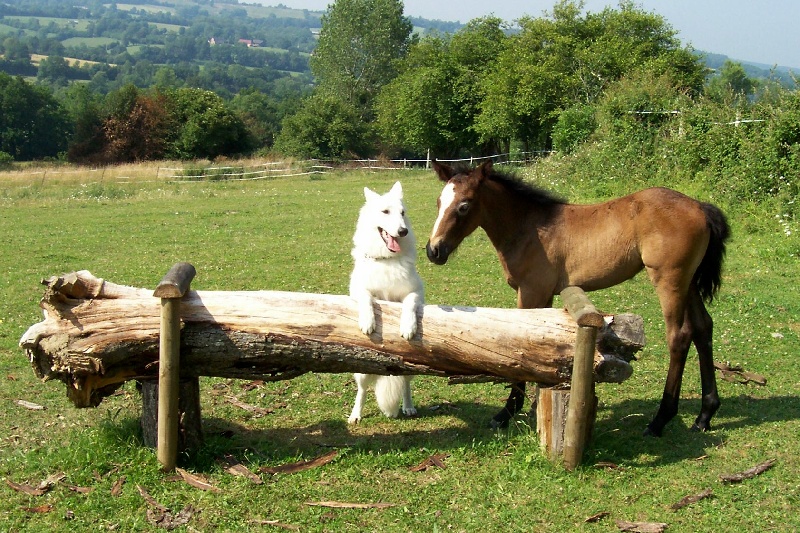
562 325 598 470
561 287 602 470
153 262 196 472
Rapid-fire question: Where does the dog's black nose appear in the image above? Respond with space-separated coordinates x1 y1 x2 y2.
398 227 408 237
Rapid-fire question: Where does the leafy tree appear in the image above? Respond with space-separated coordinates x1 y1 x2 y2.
274 92 370 159
230 89 282 150
309 0 413 119
165 88 250 159
475 0 703 151
0 72 70 160
375 17 507 157
706 60 757 104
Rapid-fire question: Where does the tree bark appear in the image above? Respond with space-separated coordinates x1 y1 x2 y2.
20 271 644 408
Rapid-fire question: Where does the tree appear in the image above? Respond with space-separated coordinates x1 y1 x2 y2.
706 60 757 104
475 0 703 151
375 17 507 157
309 0 413 120
0 73 71 160
274 92 369 159
165 88 249 159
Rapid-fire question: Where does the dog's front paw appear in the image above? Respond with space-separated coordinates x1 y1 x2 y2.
347 415 361 424
402 406 417 417
399 313 417 340
359 312 376 335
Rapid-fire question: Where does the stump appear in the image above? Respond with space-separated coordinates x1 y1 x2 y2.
536 386 598 463
140 378 203 454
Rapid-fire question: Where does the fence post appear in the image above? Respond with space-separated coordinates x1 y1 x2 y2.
560 286 603 470
153 262 196 471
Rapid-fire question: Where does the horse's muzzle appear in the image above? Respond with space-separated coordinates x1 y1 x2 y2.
426 241 450 265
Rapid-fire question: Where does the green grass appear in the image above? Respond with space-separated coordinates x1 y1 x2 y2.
1 164 798 531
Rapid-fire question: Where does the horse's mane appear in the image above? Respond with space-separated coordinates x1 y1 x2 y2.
485 167 567 206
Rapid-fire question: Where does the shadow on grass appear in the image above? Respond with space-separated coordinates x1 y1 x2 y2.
587 393 800 467
98 393 800 472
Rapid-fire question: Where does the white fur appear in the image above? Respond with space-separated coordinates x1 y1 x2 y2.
348 181 424 424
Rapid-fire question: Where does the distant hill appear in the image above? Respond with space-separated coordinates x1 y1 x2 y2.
702 51 797 87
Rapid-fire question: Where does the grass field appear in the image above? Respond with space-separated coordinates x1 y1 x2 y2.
1 161 798 531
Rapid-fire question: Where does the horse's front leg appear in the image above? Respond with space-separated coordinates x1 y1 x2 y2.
489 288 551 429
490 382 527 429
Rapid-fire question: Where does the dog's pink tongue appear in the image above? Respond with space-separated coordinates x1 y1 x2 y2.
386 235 401 253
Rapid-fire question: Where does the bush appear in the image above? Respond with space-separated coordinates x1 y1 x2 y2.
552 105 597 154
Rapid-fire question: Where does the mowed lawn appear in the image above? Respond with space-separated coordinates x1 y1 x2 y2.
1 165 798 531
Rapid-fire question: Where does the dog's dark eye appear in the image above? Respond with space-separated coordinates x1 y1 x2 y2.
382 209 389 214
401 210 405 216
457 202 471 215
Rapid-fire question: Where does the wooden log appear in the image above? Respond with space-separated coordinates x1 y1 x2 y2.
563 325 598 470
20 271 644 408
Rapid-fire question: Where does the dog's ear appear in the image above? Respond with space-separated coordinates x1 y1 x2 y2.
363 187 380 202
389 181 403 199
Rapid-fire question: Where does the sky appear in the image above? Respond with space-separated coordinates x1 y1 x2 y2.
268 1 800 69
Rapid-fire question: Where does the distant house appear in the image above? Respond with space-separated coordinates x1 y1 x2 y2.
237 39 264 48
208 37 226 45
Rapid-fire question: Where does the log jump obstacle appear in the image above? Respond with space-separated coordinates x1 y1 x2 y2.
20 263 644 471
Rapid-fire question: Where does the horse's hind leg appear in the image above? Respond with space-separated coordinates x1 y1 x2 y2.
688 291 720 432
490 382 526 429
644 284 694 437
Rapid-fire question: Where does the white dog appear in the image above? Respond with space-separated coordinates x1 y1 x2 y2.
348 181 424 424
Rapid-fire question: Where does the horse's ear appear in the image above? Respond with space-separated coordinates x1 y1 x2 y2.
431 160 453 182
478 160 493 179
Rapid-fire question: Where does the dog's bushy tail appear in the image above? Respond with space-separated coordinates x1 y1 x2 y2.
374 375 405 418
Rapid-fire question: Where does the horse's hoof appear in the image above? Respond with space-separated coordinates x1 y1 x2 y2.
643 425 662 438
690 422 710 433
489 417 509 430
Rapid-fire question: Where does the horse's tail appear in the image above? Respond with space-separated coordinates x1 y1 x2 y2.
694 202 731 303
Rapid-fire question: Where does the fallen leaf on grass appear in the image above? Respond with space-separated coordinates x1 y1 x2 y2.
616 520 668 532
584 511 610 523
720 458 776 483
147 504 197 530
259 450 338 475
7 479 49 497
714 362 767 385
16 399 45 410
219 454 263 484
6 473 65 496
670 488 713 510
250 518 300 530
225 396 274 417
241 380 265 391
137 484 169 513
409 453 450 472
111 476 126 496
176 468 222 493
23 504 54 513
66 484 93 494
305 501 396 509
594 461 622 470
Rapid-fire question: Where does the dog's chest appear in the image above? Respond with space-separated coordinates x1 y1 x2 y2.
353 257 420 301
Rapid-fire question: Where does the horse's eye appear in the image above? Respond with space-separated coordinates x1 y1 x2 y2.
457 202 471 215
